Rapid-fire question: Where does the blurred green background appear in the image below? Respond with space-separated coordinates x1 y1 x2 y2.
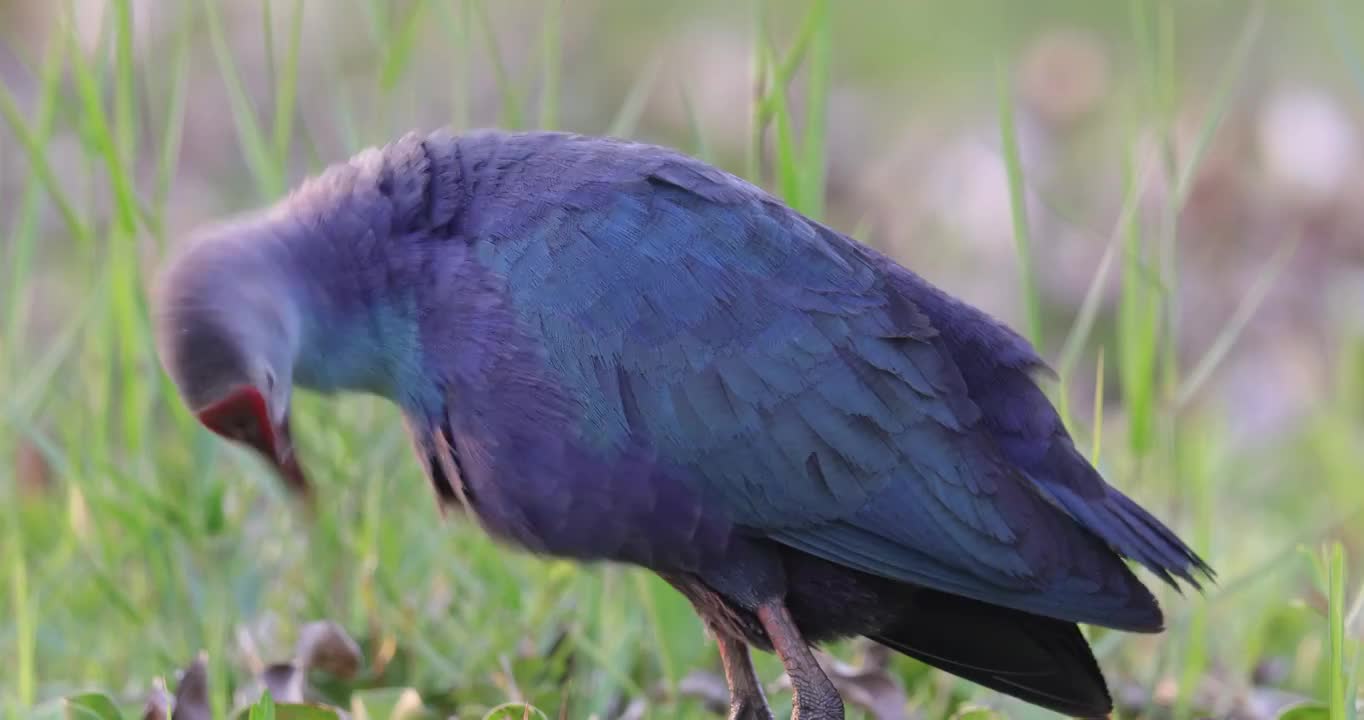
2 1 1363 718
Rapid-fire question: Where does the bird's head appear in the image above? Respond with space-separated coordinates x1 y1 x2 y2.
153 218 312 500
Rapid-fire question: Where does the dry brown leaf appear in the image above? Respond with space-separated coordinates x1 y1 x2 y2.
296 621 364 679
226 619 364 713
614 697 650 720
1237 687 1317 720
350 687 424 720
820 652 910 720
142 677 171 720
676 670 730 714
15 438 53 496
171 653 211 720
261 662 307 704
770 647 911 720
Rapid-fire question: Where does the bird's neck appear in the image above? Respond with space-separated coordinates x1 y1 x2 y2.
260 223 438 414
293 295 422 400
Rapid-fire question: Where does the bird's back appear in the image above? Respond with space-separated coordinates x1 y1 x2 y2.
362 130 1210 629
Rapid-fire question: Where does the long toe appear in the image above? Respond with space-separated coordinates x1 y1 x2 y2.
728 699 775 720
790 693 845 720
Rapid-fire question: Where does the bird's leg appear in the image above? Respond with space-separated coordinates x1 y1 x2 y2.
715 631 774 720
756 600 843 720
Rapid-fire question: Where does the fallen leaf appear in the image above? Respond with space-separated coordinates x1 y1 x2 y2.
1242 688 1318 720
947 705 1005 720
818 651 910 720
262 663 307 704
481 702 549 720
248 691 277 720
64 693 123 720
1275 703 1329 720
675 670 729 714
15 438 53 496
614 698 649 720
143 677 171 720
296 621 363 680
351 687 426 720
274 706 344 720
172 654 212 720
771 647 910 720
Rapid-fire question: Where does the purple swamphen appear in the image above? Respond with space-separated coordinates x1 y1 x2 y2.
154 129 1212 719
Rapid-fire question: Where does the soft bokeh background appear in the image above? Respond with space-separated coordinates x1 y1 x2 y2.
2 1 1363 718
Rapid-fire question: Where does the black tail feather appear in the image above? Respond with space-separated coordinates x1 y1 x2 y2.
870 590 1112 719
1033 441 1215 591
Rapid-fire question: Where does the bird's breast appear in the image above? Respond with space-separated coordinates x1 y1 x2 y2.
440 404 734 573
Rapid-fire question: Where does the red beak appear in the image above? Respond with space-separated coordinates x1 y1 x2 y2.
196 385 312 501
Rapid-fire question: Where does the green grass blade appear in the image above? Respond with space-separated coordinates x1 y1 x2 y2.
110 237 151 453
65 3 139 236
1117 148 1159 456
201 0 282 195
437 0 474 131
538 0 562 130
631 572 677 692
152 13 192 243
1325 0 1364 98
112 0 136 164
320 51 362 154
380 1 426 91
0 38 94 252
1154 0 1181 432
6 518 34 708
1172 5 1263 209
1129 0 1183 446
1174 429 1213 718
4 272 110 421
3 32 68 362
456 0 473 131
64 693 123 720
1329 544 1349 720
1177 236 1298 407
606 58 659 139
273 0 305 159
1090 347 1105 463
1156 0 1178 122
763 42 800 207
754 0 820 128
996 61 1043 348
746 0 767 182
88 1 113 105
677 82 712 162
359 0 389 52
472 0 524 130
248 690 276 720
1056 157 1156 380
67 0 152 462
263 0 277 93
797 0 829 220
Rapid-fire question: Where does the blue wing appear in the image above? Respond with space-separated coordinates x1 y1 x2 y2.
474 140 1205 631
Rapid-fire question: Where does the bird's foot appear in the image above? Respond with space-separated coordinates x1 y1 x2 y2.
756 600 845 720
727 697 775 720
788 691 845 720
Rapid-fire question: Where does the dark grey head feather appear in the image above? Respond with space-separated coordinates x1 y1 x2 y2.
153 129 467 418
153 215 301 417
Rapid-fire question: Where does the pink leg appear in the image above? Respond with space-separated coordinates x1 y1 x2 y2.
756 600 844 720
716 632 773 720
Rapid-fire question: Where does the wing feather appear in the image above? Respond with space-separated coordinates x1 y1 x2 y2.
485 150 1174 629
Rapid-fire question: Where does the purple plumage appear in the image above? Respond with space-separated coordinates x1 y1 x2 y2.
154 129 1213 719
